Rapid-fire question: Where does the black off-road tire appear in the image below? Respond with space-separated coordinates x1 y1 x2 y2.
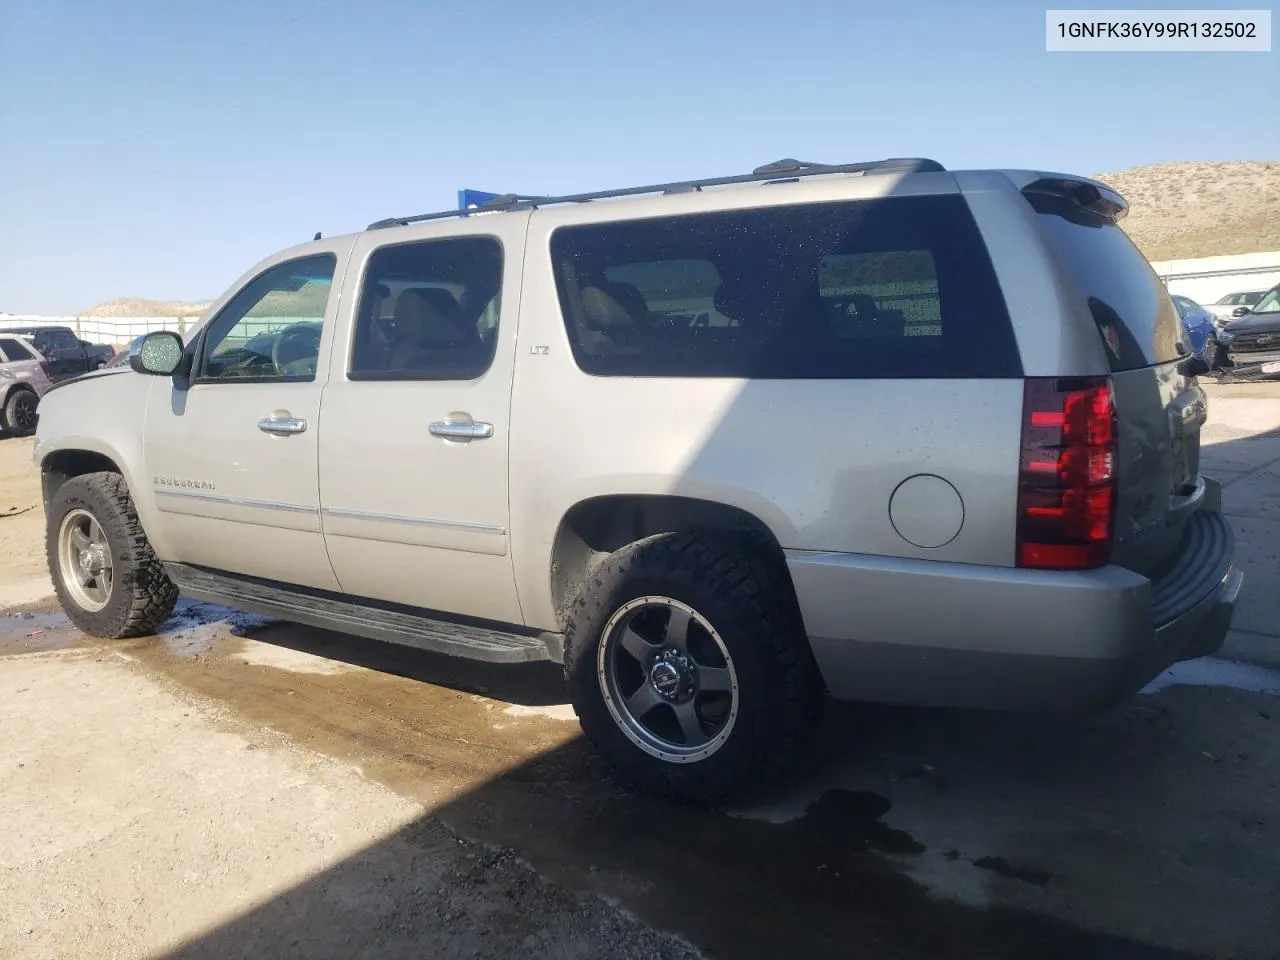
2 387 39 436
563 532 824 805
46 472 178 638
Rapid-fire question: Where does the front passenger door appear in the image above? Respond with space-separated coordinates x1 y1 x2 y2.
143 245 351 590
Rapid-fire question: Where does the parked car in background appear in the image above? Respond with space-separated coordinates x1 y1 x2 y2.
1216 283 1280 379
0 333 53 435
105 335 147 368
0 325 115 380
1206 289 1268 326
1171 295 1224 370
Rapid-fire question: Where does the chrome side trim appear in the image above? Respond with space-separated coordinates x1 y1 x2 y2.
322 506 506 536
154 489 318 514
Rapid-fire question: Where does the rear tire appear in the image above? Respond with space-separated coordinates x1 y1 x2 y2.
2 388 39 436
46 472 178 638
563 532 823 805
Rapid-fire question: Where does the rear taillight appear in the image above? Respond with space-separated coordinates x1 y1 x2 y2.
1016 377 1117 570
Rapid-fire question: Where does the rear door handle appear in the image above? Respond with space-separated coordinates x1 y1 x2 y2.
429 420 493 441
258 416 307 435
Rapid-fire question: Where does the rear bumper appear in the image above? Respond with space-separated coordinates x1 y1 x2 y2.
788 494 1241 712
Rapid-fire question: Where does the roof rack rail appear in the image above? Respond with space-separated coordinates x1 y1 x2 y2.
366 156 945 230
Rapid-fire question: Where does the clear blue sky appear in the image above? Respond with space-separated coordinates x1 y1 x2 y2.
1 0 1276 314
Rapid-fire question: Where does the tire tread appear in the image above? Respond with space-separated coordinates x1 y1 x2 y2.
47 471 178 639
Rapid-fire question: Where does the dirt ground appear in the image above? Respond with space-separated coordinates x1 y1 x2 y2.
2 383 1279 959
0 435 49 607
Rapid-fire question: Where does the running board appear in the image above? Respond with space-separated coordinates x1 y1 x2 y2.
165 563 562 664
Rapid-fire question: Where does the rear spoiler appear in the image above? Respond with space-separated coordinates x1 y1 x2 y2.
1021 176 1129 224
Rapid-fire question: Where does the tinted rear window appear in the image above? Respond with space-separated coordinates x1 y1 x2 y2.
0 338 34 361
549 195 1021 378
1030 198 1181 372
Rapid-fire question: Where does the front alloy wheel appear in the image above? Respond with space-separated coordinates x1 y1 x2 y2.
57 508 114 612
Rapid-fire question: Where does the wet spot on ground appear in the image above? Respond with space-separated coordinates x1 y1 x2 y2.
799 788 927 855
0 607 81 655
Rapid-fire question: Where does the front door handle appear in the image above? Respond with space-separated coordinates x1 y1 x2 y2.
429 420 493 441
258 416 307 435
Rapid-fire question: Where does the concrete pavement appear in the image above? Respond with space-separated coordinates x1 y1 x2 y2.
1201 382 1280 669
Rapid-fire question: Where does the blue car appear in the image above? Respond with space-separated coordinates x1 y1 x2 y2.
1171 294 1222 369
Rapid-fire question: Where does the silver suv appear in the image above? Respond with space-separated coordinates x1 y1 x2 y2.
1 333 52 435
32 157 1242 803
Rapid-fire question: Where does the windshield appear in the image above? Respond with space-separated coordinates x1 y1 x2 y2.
1252 288 1280 314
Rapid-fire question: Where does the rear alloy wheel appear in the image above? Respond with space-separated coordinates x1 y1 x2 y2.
2 388 39 436
564 532 823 804
597 596 740 764
46 472 178 638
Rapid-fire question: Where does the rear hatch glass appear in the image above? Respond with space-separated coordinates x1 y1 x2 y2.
1030 189 1204 578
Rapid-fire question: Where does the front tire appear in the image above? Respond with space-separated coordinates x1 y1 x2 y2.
564 533 823 805
46 472 178 638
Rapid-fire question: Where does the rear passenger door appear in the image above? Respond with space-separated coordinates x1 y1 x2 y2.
318 216 529 625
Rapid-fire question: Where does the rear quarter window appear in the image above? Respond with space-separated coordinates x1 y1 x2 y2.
549 195 1021 379
1029 196 1182 371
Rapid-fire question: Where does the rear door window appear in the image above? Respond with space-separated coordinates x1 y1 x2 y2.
349 236 503 381
0 337 35 361
549 195 1021 379
1030 200 1182 371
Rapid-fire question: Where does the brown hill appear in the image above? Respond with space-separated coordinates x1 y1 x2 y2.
1092 161 1280 261
81 297 211 317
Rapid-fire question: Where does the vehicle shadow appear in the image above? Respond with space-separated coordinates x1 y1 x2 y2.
152 696 1232 960
138 388 1280 960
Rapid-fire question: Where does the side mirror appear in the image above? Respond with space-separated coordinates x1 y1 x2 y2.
1231 306 1251 318
130 331 184 376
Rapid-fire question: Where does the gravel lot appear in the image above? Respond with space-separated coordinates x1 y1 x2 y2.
1 381 1278 959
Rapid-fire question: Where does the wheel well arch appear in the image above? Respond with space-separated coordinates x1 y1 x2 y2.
41 449 124 507
549 494 800 627
2 382 38 405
